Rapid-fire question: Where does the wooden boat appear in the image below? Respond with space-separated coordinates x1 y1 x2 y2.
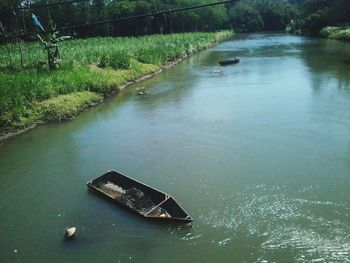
87 170 193 223
219 58 240 66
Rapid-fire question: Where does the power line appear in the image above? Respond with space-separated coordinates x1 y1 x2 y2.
2 0 238 41
60 0 238 30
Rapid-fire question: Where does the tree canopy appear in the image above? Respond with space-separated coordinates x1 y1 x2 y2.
0 0 230 38
1 0 350 38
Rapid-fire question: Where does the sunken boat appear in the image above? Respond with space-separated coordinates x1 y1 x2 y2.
87 170 193 223
219 58 240 66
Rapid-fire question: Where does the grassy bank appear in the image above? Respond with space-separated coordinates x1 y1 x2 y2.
319 27 350 41
0 31 232 136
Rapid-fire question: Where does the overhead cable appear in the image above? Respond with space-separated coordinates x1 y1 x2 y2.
2 0 238 41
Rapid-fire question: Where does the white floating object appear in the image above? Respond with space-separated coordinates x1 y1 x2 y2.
14 249 18 253
65 227 76 238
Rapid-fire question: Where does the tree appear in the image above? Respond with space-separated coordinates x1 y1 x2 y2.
259 1 298 31
229 2 264 32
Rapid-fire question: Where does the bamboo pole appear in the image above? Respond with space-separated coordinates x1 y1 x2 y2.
0 22 13 68
12 10 24 68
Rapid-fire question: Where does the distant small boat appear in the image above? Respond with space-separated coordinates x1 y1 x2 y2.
87 170 193 223
219 58 240 66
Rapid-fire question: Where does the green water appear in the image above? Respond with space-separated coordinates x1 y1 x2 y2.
0 33 349 263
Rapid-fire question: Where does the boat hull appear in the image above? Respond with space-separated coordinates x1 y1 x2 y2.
219 59 240 66
87 170 193 223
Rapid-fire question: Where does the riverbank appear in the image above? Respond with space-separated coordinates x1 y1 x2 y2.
0 31 233 141
319 26 350 41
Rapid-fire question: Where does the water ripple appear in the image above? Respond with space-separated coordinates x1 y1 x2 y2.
199 184 350 261
261 225 350 262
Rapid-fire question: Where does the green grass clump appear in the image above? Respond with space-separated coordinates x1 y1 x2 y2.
99 49 131 69
36 91 103 122
320 26 350 40
0 31 233 132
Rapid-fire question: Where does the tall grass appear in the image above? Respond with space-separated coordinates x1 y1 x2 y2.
0 32 230 69
0 31 232 130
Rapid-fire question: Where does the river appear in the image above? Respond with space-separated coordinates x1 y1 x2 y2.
0 33 349 263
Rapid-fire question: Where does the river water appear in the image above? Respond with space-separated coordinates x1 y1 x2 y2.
0 33 349 263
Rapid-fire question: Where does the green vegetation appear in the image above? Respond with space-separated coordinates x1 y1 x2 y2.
0 0 230 37
229 0 298 32
0 31 232 133
292 0 350 36
1 1 350 38
319 27 350 41
227 0 350 39
2 1 350 41
37 91 103 122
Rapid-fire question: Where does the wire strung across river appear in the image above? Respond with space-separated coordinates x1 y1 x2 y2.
1 0 239 42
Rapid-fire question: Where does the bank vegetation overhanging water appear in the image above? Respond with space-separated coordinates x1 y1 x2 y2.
0 31 233 141
227 0 350 41
318 27 350 41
